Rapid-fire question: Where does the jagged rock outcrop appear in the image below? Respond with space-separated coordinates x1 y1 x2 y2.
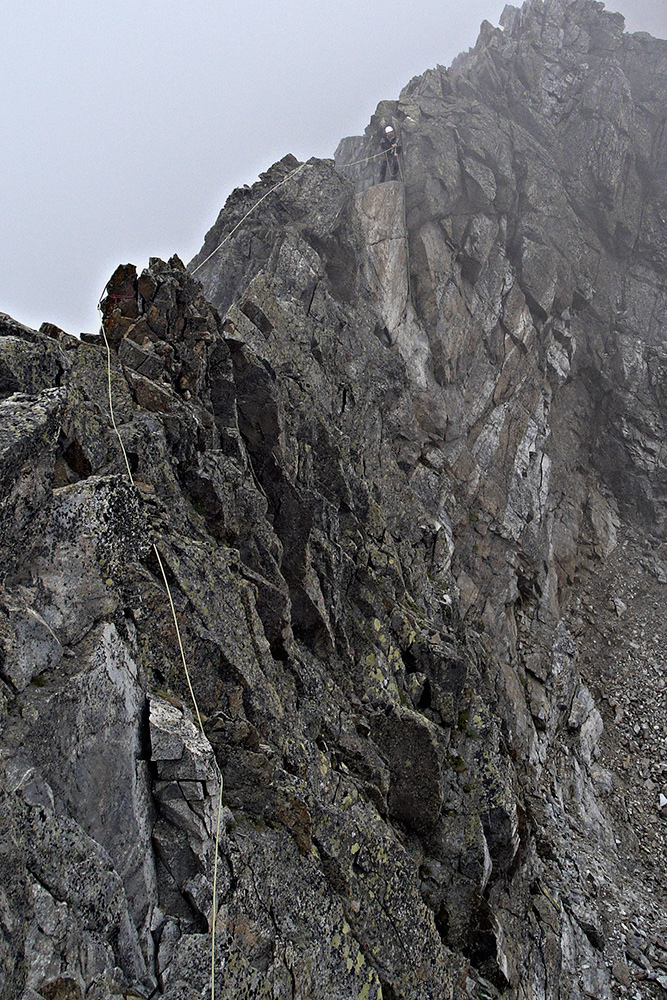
2 1 667 998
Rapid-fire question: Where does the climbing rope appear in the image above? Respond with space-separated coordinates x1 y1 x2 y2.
335 148 394 170
102 330 135 483
210 777 223 1000
339 143 413 313
190 148 398 277
100 320 223 1000
396 154 413 310
96 140 411 998
191 161 309 275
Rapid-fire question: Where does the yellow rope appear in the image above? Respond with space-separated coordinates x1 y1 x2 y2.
100 324 222 999
151 544 204 734
210 776 224 999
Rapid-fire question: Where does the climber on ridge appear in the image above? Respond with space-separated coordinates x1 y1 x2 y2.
379 124 401 183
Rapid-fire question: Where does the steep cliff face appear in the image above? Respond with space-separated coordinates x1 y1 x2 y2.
2 1 667 999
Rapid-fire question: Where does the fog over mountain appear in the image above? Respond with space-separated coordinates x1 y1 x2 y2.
1 1 665 336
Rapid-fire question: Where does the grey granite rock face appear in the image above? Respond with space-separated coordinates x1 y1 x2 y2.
2 1 667 998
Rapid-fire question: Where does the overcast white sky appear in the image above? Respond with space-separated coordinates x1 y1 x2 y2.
2 0 666 335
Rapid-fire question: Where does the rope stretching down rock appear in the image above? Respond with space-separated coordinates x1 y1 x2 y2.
191 148 398 276
97 142 410 996
100 320 223 1000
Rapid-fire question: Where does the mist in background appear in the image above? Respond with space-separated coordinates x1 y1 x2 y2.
2 0 666 335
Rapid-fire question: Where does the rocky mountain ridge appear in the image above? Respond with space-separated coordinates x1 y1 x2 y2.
1 0 667 998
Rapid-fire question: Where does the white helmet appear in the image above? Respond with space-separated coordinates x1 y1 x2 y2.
385 126 394 134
